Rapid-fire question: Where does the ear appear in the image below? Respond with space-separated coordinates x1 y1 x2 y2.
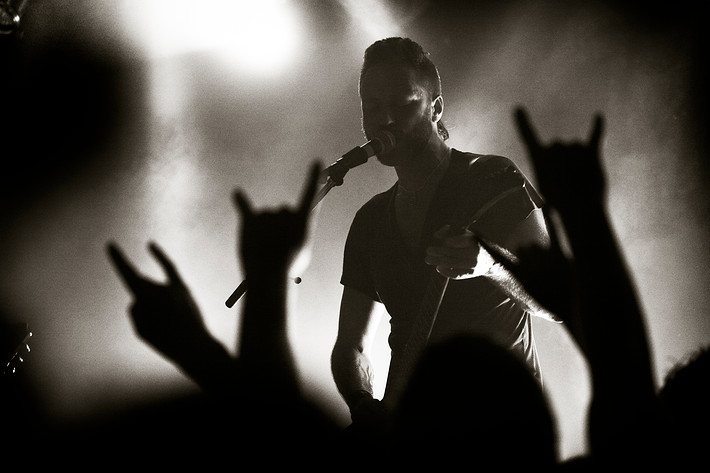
431 95 444 123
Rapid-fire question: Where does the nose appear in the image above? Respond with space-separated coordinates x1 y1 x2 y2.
369 107 394 130
362 103 394 134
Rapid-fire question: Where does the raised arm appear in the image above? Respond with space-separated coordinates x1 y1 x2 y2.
107 242 236 393
512 106 657 464
234 161 321 398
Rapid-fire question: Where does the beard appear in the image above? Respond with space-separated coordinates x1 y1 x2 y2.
374 116 433 167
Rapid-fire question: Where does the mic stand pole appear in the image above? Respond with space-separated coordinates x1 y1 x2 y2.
225 171 346 308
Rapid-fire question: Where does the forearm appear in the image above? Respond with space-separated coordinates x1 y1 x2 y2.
240 270 300 394
331 344 377 410
170 336 239 394
558 202 656 448
484 208 562 322
560 204 651 366
485 259 562 323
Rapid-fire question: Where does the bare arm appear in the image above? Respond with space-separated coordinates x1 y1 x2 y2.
331 286 385 415
485 208 562 322
482 252 562 323
512 107 656 463
234 161 321 398
424 209 562 323
106 242 237 394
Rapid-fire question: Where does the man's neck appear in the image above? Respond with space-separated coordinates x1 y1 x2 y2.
395 139 451 192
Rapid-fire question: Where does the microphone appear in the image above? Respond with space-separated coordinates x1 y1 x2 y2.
322 130 396 183
224 131 395 309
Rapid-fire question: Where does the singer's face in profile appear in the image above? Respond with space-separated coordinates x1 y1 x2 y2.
359 63 438 167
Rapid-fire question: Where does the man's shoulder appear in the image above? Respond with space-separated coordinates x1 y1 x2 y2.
450 149 544 212
452 150 519 173
353 184 395 220
451 150 525 187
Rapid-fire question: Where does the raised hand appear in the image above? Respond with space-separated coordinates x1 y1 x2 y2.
232 161 322 396
516 108 656 466
471 107 611 329
107 242 210 363
233 160 322 281
108 241 236 392
515 107 605 214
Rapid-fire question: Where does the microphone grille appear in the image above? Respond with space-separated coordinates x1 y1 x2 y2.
374 130 396 154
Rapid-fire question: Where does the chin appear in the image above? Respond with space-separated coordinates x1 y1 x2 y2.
376 151 399 167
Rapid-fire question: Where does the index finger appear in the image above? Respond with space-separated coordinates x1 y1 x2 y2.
587 114 604 149
514 106 543 156
147 242 185 287
298 160 323 217
433 224 453 240
233 190 253 219
106 242 144 295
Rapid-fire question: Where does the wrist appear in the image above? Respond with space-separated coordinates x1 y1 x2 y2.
244 266 289 282
348 389 374 411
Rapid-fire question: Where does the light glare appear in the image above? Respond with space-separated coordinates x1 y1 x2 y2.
124 0 301 75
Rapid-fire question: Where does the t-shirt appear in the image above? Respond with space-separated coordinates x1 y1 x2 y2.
341 149 544 382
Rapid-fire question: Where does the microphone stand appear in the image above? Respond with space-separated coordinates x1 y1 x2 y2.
225 168 349 308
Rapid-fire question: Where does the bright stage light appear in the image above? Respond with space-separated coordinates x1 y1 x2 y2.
124 0 302 76
339 0 401 42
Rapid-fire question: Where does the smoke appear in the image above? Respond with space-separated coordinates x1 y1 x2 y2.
2 0 706 460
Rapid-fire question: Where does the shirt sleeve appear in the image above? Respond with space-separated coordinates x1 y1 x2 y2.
466 156 544 249
340 204 382 302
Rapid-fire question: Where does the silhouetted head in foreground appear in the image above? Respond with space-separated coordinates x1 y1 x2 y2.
393 333 557 469
657 345 710 467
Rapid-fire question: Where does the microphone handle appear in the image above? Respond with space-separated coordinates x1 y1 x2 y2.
322 131 393 184
324 144 370 184
225 280 248 308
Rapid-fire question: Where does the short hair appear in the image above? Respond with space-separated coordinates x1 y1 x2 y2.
360 37 449 141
